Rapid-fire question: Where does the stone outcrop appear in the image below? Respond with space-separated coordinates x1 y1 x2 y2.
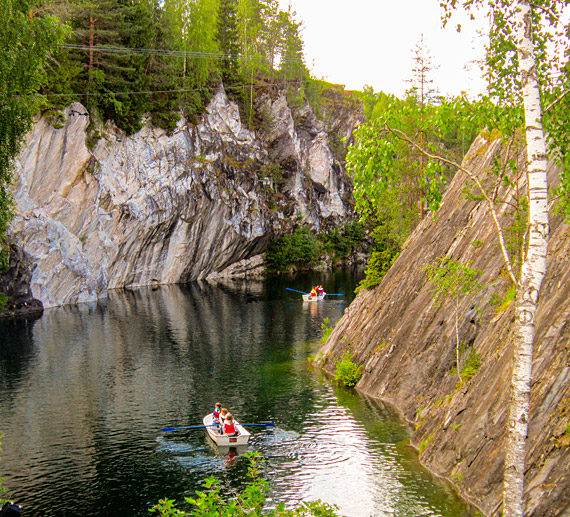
316 135 570 516
0 245 43 318
6 84 362 310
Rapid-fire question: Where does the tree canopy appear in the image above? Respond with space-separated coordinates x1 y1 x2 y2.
0 0 67 273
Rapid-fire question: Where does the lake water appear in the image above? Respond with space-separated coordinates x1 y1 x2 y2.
0 270 474 516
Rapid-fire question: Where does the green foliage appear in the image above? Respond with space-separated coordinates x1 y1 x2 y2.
150 452 339 516
265 221 365 274
455 348 482 390
347 86 490 292
265 227 323 274
375 339 387 353
334 350 363 387
356 249 399 292
495 285 516 313
355 219 400 292
32 0 315 134
0 0 67 271
321 317 334 344
348 90 481 226
0 292 8 312
424 257 483 308
424 256 482 381
318 220 365 263
419 433 433 453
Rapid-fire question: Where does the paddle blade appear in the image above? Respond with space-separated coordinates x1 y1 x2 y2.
240 422 275 427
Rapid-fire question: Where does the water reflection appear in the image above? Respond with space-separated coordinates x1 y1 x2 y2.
0 271 473 516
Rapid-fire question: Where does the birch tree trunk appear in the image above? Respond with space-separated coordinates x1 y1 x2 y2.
503 1 550 515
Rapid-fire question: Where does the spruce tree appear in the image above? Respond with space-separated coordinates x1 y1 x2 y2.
217 0 240 84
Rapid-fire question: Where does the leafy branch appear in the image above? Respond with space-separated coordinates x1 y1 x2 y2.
386 124 518 285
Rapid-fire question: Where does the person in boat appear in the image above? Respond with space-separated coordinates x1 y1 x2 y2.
223 413 239 437
310 286 317 298
218 408 229 433
317 285 324 296
213 402 222 426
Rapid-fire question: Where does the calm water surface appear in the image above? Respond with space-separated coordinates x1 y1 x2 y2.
0 271 474 516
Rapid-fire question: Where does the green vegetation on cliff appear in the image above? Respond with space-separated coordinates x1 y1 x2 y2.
37 0 320 134
0 0 66 285
265 221 364 274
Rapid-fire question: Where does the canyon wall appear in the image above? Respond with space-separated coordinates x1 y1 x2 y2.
5 85 362 310
316 135 570 516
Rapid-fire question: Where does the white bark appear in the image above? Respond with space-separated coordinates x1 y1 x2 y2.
503 1 550 515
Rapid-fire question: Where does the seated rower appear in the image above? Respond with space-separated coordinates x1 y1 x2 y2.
223 414 239 437
218 408 228 434
213 402 222 426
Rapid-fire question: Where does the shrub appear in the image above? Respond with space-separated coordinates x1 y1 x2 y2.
150 452 339 516
265 227 324 274
334 350 363 387
455 348 482 390
319 220 365 263
419 433 434 453
321 318 334 344
356 249 399 292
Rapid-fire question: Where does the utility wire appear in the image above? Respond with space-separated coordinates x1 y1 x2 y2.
57 44 305 63
24 77 315 98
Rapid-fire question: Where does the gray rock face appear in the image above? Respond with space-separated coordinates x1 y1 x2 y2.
316 135 570 516
8 85 361 309
0 245 43 318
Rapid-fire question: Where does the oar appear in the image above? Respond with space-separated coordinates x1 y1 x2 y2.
325 293 344 296
286 287 308 294
162 425 217 432
162 422 275 433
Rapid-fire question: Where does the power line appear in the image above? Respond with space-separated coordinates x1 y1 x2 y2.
26 77 314 98
38 87 208 98
57 44 305 63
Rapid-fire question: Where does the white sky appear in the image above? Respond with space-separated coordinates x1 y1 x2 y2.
279 0 489 98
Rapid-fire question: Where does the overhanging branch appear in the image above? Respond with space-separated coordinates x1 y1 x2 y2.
386 125 518 285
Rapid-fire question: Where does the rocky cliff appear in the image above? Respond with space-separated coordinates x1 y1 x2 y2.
4 84 362 311
316 135 570 516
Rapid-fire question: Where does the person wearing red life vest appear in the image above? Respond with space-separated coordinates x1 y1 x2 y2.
213 402 222 425
223 414 239 436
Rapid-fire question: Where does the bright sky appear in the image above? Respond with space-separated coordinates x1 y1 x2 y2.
279 0 489 98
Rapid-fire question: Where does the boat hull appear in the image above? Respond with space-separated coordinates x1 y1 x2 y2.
302 293 326 302
203 414 251 446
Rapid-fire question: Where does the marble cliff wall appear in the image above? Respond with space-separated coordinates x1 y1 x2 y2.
316 135 570 516
5 85 362 310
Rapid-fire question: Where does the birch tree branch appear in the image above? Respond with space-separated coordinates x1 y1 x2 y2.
386 125 518 285
544 88 570 113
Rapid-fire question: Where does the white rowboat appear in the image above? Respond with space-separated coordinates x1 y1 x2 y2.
302 292 326 302
203 413 251 446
